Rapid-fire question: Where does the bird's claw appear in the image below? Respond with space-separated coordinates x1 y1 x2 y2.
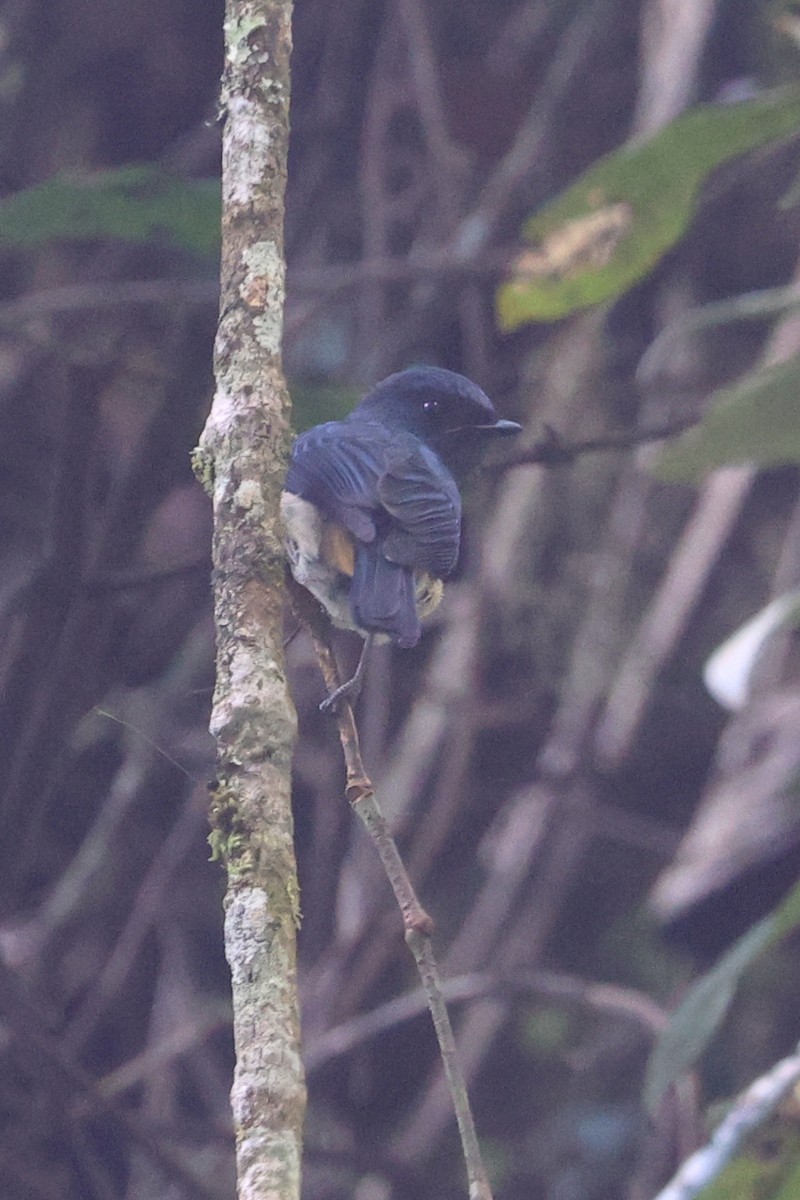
319 635 372 715
319 674 362 715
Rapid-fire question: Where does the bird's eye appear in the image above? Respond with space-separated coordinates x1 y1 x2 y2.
423 398 440 414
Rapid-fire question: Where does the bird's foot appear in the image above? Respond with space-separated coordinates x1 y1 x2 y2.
319 635 373 715
319 673 363 714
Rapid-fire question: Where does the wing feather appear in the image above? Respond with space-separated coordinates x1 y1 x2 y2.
377 444 461 576
286 421 461 575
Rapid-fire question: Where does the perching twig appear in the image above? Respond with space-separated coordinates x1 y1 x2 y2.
493 416 700 472
405 930 492 1200
652 1039 800 1200
310 629 434 935
289 579 493 1200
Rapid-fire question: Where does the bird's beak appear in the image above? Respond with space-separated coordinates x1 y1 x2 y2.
483 419 522 436
444 418 523 439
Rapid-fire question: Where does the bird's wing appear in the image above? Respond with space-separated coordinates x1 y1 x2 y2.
285 422 386 543
377 442 461 577
286 423 461 575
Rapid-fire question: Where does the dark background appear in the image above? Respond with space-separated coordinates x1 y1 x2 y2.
1 1 800 1198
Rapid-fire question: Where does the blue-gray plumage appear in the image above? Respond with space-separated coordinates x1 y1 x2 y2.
282 366 521 655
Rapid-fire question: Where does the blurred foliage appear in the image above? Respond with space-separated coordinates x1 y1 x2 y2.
697 1100 800 1200
637 284 800 380
655 354 800 478
0 165 220 257
645 878 800 1113
497 88 800 326
519 1006 575 1056
288 381 360 431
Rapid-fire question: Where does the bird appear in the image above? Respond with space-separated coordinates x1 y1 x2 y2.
281 365 521 709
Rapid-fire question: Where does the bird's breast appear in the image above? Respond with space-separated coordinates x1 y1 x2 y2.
280 491 357 631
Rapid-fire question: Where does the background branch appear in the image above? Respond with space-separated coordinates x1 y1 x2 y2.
653 1040 800 1200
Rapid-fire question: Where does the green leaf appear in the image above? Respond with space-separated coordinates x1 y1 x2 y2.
0 166 220 257
655 354 800 480
644 877 800 1113
697 1128 800 1200
497 88 800 328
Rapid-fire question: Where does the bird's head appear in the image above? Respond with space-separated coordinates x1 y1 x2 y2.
352 366 521 476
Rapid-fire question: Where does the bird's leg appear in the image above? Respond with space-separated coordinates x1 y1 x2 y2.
319 635 373 714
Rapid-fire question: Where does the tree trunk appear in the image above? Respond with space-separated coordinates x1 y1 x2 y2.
195 3 303 1198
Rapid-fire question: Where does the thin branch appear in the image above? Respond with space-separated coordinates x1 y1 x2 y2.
305 967 667 1074
289 580 493 1200
637 280 800 385
288 581 431 935
634 0 719 135
288 252 508 292
64 783 209 1052
653 1040 800 1200
596 251 800 769
0 279 217 329
493 417 700 471
406 930 492 1200
95 1007 231 1101
0 961 227 1200
396 0 469 199
594 465 755 769
452 1 613 262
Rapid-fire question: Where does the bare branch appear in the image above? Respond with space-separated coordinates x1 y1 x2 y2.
289 580 494 1200
494 417 700 471
305 967 668 1074
653 1040 800 1200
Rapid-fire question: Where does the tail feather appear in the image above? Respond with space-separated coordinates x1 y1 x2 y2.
350 543 420 648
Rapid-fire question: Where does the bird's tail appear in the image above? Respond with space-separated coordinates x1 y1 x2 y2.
350 543 420 648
